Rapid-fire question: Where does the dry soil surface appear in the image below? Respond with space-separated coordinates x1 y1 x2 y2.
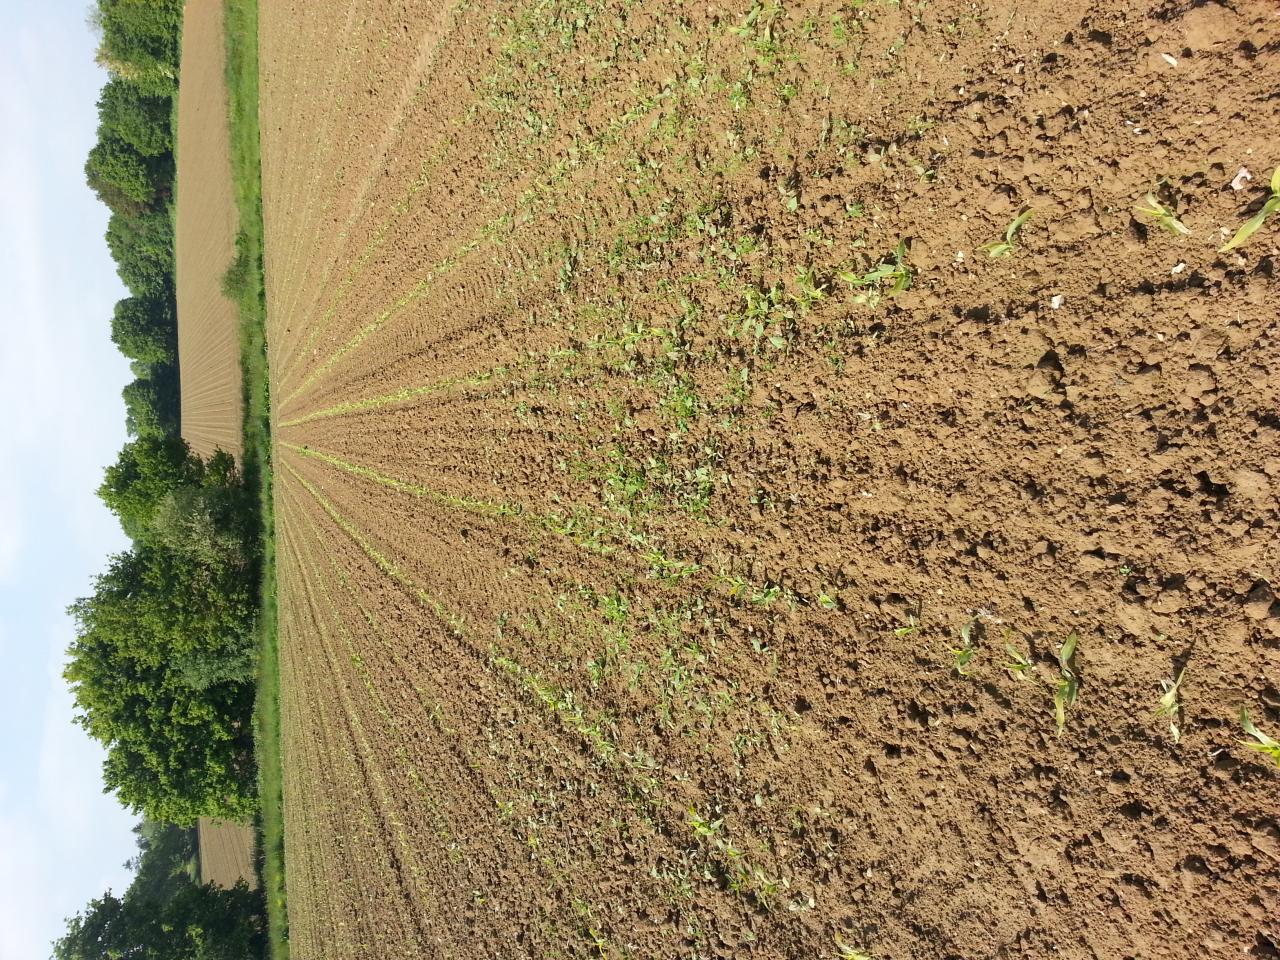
259 1 1280 957
197 818 257 889
176 0 242 460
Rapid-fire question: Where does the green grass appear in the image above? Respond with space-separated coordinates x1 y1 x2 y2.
222 0 289 956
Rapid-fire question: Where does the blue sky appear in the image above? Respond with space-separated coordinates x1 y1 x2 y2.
0 1 146 956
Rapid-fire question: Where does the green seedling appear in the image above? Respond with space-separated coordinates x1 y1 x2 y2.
1003 643 1032 680
816 590 839 611
835 938 873 960
1220 166 1280 252
1239 706 1280 767
1155 668 1186 743
688 807 723 838
839 240 913 307
893 610 920 637
951 621 978 677
791 265 828 309
750 583 782 606
1053 632 1080 734
1136 193 1190 236
980 209 1034 257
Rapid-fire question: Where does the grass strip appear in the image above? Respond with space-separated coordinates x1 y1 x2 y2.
222 0 288 956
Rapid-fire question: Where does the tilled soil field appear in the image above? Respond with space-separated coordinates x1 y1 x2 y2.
197 818 257 889
176 0 242 460
259 1 1280 957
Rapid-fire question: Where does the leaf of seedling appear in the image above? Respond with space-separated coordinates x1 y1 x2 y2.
1136 193 1190 236
980 209 1034 258
1053 632 1079 735
835 937 873 960
1155 668 1186 743
893 614 919 637
1220 167 1280 252
1003 643 1032 680
839 240 913 306
1239 707 1280 767
951 621 977 677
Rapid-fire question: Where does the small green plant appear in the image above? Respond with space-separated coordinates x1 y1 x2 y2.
951 621 978 677
816 590 839 611
1155 668 1186 743
750 583 782 606
1239 706 1280 767
1220 166 1280 252
791 265 828 309
980 209 1034 257
835 938 873 960
840 241 912 306
1003 642 1032 680
893 608 920 637
1136 193 1189 236
688 806 723 837
1053 632 1080 734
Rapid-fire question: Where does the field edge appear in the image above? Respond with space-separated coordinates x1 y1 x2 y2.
223 0 289 956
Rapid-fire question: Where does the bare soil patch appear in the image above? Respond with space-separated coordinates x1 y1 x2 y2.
176 0 241 460
260 1 1280 957
197 818 257 889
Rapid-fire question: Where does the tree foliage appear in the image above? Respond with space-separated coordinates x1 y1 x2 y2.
98 79 173 157
67 542 258 824
111 296 177 366
106 208 175 297
85 135 173 210
121 365 180 439
54 884 265 960
91 0 185 97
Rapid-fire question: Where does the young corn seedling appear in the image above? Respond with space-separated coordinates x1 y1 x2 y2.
1155 668 1186 743
980 209 1034 257
1053 632 1080 735
1239 706 1280 767
839 241 913 307
688 807 724 837
835 939 873 960
1003 642 1032 680
791 265 828 310
951 621 978 677
1136 193 1190 236
893 604 921 637
1220 166 1280 252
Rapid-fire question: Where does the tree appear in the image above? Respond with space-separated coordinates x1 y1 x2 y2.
106 208 175 297
54 884 265 960
111 296 176 366
66 544 258 824
97 79 173 157
121 367 180 439
90 0 184 98
98 434 205 538
85 135 172 211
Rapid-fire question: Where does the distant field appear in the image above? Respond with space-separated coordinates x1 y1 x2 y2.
175 0 241 460
259 1 1279 957
197 818 257 889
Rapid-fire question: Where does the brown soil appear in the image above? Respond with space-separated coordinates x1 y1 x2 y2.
197 818 257 889
259 1 1280 958
176 0 241 460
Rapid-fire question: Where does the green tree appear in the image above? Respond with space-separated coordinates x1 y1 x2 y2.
85 135 172 211
106 208 175 297
121 366 180 439
66 544 258 824
111 296 176 366
97 79 173 157
54 883 265 960
91 0 185 97
99 434 204 538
